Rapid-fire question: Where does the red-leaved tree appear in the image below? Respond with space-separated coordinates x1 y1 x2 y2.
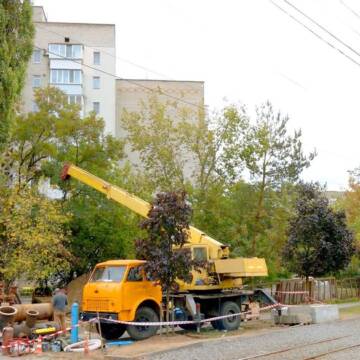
136 191 196 326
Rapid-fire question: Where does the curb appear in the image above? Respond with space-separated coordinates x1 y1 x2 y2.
105 341 204 360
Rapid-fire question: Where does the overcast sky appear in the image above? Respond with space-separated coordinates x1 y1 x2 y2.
34 0 360 190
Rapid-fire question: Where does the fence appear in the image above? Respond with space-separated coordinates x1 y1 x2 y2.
257 276 360 304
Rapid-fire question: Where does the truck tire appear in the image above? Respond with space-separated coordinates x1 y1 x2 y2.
97 322 126 340
126 306 159 340
215 301 241 331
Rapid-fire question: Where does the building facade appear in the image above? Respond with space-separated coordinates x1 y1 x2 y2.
23 6 204 153
23 6 116 134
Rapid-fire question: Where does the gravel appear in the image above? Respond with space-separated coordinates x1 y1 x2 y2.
150 317 360 360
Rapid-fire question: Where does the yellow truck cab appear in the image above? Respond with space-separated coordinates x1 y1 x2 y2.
81 259 162 340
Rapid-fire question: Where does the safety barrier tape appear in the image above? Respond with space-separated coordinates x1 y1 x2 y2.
1 298 325 352
96 302 282 327
275 291 309 294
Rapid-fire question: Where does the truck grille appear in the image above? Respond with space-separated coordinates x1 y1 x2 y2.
86 299 111 311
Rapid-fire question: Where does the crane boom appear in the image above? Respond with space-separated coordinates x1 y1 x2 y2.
61 163 229 260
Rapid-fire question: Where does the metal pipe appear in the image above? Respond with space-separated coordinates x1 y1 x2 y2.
71 302 79 344
13 303 53 322
0 306 18 330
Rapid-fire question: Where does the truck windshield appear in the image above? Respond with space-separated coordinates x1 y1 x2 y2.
90 266 126 283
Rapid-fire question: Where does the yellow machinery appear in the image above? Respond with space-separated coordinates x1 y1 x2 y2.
61 163 267 292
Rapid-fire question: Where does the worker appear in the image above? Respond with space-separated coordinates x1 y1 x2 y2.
52 288 68 332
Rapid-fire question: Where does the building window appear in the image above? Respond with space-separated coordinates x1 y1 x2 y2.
50 69 82 84
32 102 39 112
33 50 41 64
48 44 83 59
93 51 100 65
93 102 100 114
68 95 82 106
93 76 100 89
32 75 41 88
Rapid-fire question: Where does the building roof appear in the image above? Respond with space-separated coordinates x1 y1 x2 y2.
35 21 115 27
32 6 47 22
117 78 204 84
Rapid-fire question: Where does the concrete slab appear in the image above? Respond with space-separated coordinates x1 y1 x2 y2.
310 304 339 323
271 304 339 325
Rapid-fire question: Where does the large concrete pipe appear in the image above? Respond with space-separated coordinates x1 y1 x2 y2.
25 309 39 328
13 309 41 338
13 303 53 322
0 306 18 330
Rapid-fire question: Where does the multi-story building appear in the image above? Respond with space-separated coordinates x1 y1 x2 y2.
22 6 205 167
23 6 116 134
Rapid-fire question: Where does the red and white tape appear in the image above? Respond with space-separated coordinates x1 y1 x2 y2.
1 319 96 350
97 303 282 327
275 291 309 295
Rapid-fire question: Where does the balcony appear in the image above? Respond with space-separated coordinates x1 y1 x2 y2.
48 44 83 60
54 84 82 95
50 59 81 70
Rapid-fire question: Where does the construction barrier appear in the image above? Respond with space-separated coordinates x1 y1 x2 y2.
97 303 281 327
1 296 323 354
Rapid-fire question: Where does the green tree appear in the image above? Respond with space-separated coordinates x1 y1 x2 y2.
8 87 123 190
0 183 71 283
4 86 130 280
283 183 354 280
121 94 188 190
121 95 248 194
0 0 34 149
243 101 315 254
62 167 144 279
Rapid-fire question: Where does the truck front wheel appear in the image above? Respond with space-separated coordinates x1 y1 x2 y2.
214 301 241 331
126 306 159 340
97 322 126 340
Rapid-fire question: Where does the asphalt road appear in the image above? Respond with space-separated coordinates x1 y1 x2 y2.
151 317 360 360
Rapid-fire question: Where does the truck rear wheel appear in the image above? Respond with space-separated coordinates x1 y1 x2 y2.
214 301 241 331
126 306 159 340
97 322 126 340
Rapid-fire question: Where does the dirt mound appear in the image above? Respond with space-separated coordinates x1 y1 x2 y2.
66 273 90 309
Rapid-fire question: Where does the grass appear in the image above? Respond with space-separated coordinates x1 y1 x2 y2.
325 297 360 304
339 305 360 319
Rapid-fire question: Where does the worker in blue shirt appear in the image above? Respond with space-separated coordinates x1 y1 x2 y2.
52 288 68 332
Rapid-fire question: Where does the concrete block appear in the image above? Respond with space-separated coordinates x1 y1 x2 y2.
272 312 312 325
310 304 339 324
271 304 339 325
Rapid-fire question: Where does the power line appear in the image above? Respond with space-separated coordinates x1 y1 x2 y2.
269 0 360 68
36 19 306 94
281 0 360 58
35 23 174 80
339 0 360 21
35 45 205 111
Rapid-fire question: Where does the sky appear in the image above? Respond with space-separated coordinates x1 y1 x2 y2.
33 0 360 190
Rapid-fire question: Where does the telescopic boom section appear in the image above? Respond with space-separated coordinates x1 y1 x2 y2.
61 163 229 260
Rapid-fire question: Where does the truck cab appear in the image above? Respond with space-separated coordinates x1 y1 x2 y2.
82 259 162 340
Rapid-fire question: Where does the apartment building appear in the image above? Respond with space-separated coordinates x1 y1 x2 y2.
23 6 116 134
23 6 204 153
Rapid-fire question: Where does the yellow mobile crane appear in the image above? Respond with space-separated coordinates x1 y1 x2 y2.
61 164 270 339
